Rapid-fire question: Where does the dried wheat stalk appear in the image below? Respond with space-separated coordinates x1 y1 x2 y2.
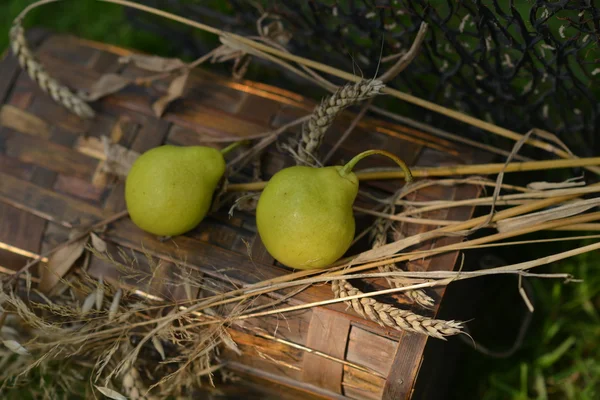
235 157 262 211
371 219 434 308
295 79 384 165
332 279 462 340
9 19 95 119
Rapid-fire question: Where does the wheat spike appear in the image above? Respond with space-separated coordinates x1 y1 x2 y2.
332 279 462 340
296 79 384 165
372 216 435 308
9 19 95 119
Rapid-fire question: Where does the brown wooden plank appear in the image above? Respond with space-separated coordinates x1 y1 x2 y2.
104 217 403 339
302 308 351 394
381 333 425 400
91 67 275 140
228 329 304 365
342 365 386 400
235 93 283 126
197 74 310 110
35 50 101 92
346 326 397 377
106 218 286 288
87 241 201 303
0 172 105 225
164 100 271 141
28 94 91 134
0 203 47 271
102 116 170 213
0 31 64 271
250 234 276 266
4 133 98 180
40 221 71 255
8 84 35 110
37 35 100 68
53 175 106 203
85 114 118 140
185 80 246 115
0 152 34 180
227 361 347 400
166 124 231 147
186 217 256 255
221 329 305 381
129 117 170 153
0 53 21 104
381 184 481 400
0 105 51 139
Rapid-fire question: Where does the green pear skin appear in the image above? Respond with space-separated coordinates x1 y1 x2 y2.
256 166 358 270
125 145 225 237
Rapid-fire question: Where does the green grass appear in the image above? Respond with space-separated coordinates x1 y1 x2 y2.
0 1 598 399
0 0 173 56
456 237 600 399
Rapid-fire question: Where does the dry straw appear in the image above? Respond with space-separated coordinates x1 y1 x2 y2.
227 156 600 192
371 204 434 308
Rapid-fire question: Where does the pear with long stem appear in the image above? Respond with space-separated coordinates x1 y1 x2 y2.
256 150 413 270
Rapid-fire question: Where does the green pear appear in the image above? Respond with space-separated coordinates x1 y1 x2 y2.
256 150 413 270
125 145 226 237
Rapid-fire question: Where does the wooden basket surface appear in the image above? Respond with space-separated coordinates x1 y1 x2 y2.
0 29 486 399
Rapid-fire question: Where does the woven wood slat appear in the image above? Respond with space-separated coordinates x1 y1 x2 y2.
0 30 486 399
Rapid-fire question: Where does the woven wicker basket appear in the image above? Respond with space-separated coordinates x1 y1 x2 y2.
0 30 486 399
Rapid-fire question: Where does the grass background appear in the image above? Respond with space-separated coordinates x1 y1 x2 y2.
0 1 598 399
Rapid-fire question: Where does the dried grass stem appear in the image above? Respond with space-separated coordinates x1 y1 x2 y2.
226 157 600 192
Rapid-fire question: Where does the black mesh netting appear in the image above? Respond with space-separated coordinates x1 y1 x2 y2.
125 1 600 158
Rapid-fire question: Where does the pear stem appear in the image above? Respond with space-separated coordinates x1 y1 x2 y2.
339 150 413 183
220 141 247 156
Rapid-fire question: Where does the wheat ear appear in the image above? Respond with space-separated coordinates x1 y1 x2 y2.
371 220 435 308
9 19 95 119
296 79 384 165
332 279 462 340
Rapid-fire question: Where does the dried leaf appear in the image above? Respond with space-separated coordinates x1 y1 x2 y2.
497 197 600 233
81 290 96 315
184 282 193 302
95 385 127 400
3 340 29 355
95 276 105 310
151 336 166 360
100 136 140 178
24 270 32 294
80 74 133 101
39 237 87 294
90 233 107 253
528 177 585 191
119 54 186 72
1 326 19 338
152 71 189 117
108 288 122 322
